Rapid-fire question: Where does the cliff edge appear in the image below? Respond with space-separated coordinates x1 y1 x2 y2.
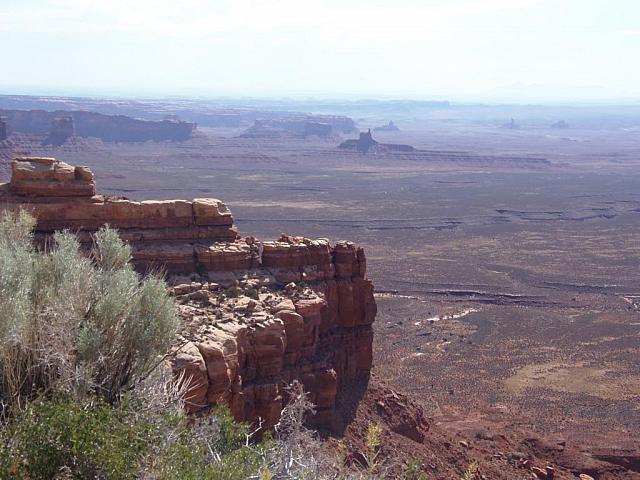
0 157 376 430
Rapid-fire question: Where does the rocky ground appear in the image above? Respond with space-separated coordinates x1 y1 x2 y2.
327 378 640 479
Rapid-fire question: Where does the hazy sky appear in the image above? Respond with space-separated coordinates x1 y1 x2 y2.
1 0 639 102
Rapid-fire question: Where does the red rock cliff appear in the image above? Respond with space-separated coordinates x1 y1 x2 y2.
0 157 377 429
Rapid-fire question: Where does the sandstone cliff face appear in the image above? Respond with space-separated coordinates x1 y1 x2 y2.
0 157 376 429
171 251 375 429
2 158 238 271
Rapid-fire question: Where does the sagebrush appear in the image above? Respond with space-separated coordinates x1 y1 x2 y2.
0 210 179 409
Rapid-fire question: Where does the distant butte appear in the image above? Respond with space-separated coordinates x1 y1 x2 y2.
338 129 415 153
240 115 355 138
373 120 400 132
0 109 195 143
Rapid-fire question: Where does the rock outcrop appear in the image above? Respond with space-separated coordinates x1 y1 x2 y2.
373 120 400 132
241 115 356 138
304 122 333 137
171 247 375 429
0 109 196 143
340 130 378 153
1 158 237 270
8 157 95 197
0 157 377 430
339 129 415 154
44 116 75 146
307 115 357 134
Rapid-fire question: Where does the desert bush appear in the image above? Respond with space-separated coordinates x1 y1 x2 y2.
246 287 260 300
0 396 152 479
224 285 242 298
363 422 383 475
81 227 179 402
401 461 429 480
0 367 419 480
0 376 269 480
461 460 479 480
266 380 322 478
146 401 268 480
0 211 179 409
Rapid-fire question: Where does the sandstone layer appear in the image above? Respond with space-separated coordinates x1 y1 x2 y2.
0 157 377 429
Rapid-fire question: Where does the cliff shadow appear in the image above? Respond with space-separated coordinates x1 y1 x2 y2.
318 373 370 437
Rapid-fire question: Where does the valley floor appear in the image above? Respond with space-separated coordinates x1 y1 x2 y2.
3 121 639 477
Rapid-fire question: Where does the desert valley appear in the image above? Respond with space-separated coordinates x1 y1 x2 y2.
1 94 639 478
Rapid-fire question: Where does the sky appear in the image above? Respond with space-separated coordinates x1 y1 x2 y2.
1 0 640 102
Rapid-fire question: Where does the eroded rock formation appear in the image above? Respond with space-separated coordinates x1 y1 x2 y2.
339 129 415 154
0 157 376 429
171 245 375 429
373 120 400 132
241 114 356 138
44 116 75 146
0 109 195 143
304 122 333 137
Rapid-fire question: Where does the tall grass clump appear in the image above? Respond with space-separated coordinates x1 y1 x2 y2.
0 210 179 410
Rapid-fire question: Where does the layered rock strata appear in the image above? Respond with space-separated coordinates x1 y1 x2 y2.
1 158 238 272
0 157 377 429
172 274 375 429
0 109 195 142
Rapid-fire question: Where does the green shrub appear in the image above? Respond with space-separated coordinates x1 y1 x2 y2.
245 287 260 300
148 404 268 480
0 397 152 479
0 211 179 408
80 228 179 403
0 395 269 480
224 286 241 298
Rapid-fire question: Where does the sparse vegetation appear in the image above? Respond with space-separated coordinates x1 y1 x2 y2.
0 396 152 479
461 460 479 480
0 211 179 409
363 422 383 475
246 287 260 300
224 285 242 298
0 212 275 479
